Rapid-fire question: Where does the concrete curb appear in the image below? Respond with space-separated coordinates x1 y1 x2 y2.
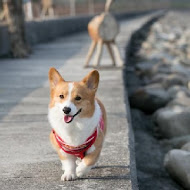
122 88 139 190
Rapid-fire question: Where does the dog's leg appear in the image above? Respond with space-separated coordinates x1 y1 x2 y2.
76 131 104 178
61 155 77 181
76 145 96 177
49 131 77 181
76 159 93 178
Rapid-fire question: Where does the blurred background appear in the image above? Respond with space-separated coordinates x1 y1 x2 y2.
1 0 190 23
0 0 190 58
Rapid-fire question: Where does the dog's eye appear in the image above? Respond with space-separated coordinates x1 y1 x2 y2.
75 96 81 101
59 95 64 99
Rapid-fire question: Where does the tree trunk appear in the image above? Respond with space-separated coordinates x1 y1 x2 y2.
5 0 30 58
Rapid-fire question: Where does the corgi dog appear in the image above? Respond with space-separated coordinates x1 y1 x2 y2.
48 68 107 181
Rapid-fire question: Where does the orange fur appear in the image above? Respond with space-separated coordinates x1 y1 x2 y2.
48 69 100 118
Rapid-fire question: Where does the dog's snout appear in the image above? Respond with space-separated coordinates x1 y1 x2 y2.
63 107 71 114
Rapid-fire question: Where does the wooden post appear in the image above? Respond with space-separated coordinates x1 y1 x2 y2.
88 0 94 15
70 0 76 16
23 1 33 20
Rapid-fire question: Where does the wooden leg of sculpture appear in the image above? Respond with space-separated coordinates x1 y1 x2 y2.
49 7 54 17
41 7 47 18
0 11 5 20
112 41 123 67
0 3 8 21
106 42 116 66
93 40 103 67
84 41 97 68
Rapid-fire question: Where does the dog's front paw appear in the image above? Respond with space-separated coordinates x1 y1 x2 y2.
76 158 81 166
76 161 92 178
61 171 76 181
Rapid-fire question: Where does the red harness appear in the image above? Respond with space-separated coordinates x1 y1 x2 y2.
53 116 104 159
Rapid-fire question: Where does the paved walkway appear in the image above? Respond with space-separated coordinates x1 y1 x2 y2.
0 14 156 190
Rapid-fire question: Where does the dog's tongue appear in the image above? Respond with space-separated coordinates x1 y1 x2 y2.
64 115 73 123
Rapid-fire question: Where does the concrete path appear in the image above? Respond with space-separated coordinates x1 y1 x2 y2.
0 14 156 190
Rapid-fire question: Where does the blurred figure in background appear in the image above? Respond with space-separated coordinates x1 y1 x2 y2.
41 0 54 17
0 0 8 21
0 0 33 21
23 0 33 20
0 0 3 19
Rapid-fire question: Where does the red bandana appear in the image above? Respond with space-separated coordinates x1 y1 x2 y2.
53 116 104 159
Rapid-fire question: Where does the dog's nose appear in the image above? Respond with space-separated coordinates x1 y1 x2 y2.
63 107 71 114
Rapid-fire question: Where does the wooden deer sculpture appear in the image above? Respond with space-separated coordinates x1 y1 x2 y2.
84 0 123 68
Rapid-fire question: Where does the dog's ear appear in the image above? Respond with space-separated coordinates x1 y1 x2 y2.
82 70 99 91
49 67 64 89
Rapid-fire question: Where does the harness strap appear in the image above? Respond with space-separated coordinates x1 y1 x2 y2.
53 116 104 159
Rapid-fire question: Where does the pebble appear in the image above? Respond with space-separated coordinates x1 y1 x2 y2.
164 149 190 189
154 106 190 138
167 85 190 99
129 11 190 189
181 142 190 152
167 95 190 107
161 135 190 150
130 84 170 113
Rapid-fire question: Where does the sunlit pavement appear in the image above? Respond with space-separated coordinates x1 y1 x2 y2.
0 13 158 190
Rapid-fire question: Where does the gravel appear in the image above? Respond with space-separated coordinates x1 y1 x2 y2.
123 11 190 190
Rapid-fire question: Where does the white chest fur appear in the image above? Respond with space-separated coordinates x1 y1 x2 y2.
48 100 101 146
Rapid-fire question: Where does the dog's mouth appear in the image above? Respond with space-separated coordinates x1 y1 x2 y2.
64 108 82 123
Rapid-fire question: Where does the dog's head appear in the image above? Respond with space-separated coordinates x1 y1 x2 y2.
48 68 99 124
